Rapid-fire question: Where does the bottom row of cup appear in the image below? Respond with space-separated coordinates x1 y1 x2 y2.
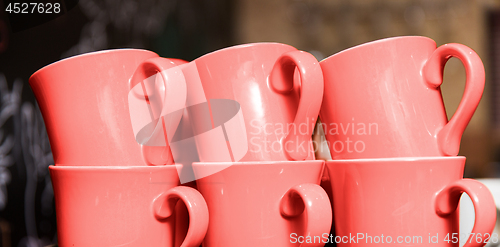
50 156 496 247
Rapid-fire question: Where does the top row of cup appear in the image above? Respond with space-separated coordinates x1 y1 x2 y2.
29 36 484 167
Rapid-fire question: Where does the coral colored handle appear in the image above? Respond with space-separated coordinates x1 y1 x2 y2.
129 58 188 165
435 179 496 247
280 183 332 247
152 186 209 247
423 44 485 156
269 50 324 161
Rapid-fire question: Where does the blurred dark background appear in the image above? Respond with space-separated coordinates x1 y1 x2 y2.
0 0 499 246
0 0 234 246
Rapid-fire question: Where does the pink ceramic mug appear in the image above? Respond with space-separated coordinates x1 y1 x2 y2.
325 157 496 247
319 36 485 159
183 42 323 162
193 160 332 247
29 49 185 166
49 165 208 247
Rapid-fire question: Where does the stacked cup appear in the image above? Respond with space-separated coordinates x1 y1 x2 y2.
178 43 333 247
319 36 497 247
29 49 209 247
29 36 498 247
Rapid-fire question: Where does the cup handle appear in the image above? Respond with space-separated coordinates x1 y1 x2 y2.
280 183 332 247
152 186 209 247
435 179 496 247
269 50 324 161
129 58 188 165
422 44 485 156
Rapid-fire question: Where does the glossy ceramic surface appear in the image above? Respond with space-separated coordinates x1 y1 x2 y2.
193 160 331 247
50 165 208 247
187 42 323 162
320 36 485 159
325 157 496 247
30 49 184 166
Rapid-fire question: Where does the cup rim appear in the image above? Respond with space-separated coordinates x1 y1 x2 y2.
320 36 435 62
29 48 158 81
49 164 183 170
325 156 465 163
193 42 296 61
193 159 324 167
